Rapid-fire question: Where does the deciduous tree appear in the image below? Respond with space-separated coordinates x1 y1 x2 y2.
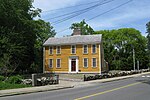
70 20 94 35
95 28 148 70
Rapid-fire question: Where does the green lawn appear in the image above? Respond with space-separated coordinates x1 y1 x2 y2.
0 82 31 90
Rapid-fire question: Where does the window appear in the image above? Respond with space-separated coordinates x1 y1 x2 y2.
56 59 61 68
83 45 88 54
49 59 53 68
56 46 61 54
83 58 88 68
92 44 97 53
49 46 53 54
92 58 97 67
71 45 76 54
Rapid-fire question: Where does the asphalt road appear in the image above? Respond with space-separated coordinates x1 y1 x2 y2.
1 74 150 100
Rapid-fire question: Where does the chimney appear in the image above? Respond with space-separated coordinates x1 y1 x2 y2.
72 28 82 36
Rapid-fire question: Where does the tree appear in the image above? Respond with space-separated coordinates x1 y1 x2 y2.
146 22 150 68
95 28 148 70
70 19 94 35
0 0 56 74
32 19 56 73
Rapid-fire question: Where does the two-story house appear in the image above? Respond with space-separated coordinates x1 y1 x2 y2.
43 29 108 74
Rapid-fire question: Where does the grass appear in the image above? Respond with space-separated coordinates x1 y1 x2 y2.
0 82 31 90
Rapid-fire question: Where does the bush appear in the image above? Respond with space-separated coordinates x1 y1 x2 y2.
6 75 23 84
0 76 5 82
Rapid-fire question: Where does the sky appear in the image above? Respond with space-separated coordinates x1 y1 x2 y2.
33 0 150 37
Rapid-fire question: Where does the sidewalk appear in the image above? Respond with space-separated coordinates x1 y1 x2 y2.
0 71 150 97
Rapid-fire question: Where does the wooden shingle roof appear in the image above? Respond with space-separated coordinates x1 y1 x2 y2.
43 34 102 46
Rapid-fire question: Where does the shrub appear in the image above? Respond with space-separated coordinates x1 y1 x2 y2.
7 75 23 84
0 76 5 82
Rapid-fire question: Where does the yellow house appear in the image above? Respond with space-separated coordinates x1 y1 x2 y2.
43 29 108 74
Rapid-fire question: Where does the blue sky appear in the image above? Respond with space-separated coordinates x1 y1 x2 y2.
33 0 150 37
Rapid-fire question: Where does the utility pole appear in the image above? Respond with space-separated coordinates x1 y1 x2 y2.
133 47 135 71
137 60 139 71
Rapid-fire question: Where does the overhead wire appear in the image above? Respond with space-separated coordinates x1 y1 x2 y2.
87 0 133 21
45 0 107 20
51 0 115 25
42 0 103 13
56 0 133 34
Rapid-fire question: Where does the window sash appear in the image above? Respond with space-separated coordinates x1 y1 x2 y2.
92 58 96 67
56 46 61 54
92 44 96 53
49 59 53 68
71 45 76 54
49 46 53 54
56 59 61 68
83 45 88 54
83 58 88 67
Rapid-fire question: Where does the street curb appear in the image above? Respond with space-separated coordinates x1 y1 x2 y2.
101 72 150 83
101 77 133 83
0 86 74 97
87 71 150 84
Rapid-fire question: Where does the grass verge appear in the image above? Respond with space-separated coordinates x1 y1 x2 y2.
0 82 31 90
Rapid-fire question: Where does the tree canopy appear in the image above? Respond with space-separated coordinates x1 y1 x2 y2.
95 28 149 70
146 22 150 50
146 21 150 67
70 20 94 35
0 0 56 75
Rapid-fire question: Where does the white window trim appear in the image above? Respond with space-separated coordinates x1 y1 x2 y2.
49 59 53 68
56 58 61 68
71 45 76 54
83 45 88 54
92 58 97 68
83 58 88 68
91 44 97 54
49 46 53 55
56 46 61 54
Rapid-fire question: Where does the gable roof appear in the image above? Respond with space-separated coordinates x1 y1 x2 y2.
43 34 102 46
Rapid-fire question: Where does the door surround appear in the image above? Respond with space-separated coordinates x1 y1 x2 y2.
69 56 78 73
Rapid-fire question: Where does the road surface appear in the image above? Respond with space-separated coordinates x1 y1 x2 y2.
1 74 150 100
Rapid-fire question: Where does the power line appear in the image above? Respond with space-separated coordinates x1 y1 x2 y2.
51 1 105 24
56 0 133 34
51 0 115 25
42 0 102 13
45 0 108 20
87 0 133 21
57 28 70 33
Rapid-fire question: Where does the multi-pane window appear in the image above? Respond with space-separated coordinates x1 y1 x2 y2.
56 46 61 54
83 58 88 68
56 59 61 68
49 46 53 54
71 45 76 54
49 59 53 68
92 58 97 67
92 44 96 53
83 45 88 54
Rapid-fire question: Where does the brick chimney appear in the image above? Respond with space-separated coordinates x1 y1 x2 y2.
72 28 82 36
